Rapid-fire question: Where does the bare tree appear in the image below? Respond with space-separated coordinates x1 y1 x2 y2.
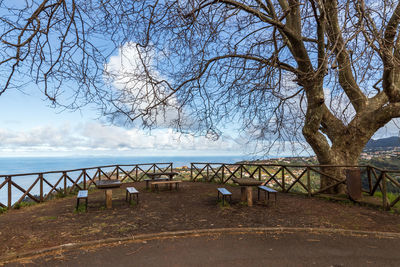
1 0 400 192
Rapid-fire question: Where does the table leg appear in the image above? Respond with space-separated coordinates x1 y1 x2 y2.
105 189 112 209
241 187 246 202
246 186 253 206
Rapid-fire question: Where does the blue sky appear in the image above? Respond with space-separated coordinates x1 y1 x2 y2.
0 13 398 158
0 84 248 157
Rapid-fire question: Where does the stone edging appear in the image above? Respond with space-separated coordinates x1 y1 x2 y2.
2 227 400 263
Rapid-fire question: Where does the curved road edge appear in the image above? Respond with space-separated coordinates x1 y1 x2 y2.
2 227 400 264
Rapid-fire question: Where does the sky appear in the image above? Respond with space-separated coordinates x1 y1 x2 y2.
0 43 399 158
0 6 398 158
0 81 248 157
0 42 305 159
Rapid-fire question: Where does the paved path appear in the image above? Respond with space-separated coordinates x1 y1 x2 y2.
5 230 400 266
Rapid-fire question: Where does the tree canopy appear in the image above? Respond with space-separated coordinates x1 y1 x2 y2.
1 0 400 166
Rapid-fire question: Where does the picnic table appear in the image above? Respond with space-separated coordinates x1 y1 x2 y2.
146 172 179 180
145 172 179 189
232 178 263 206
96 179 122 209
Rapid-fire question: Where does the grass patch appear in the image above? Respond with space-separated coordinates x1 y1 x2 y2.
130 200 138 206
13 201 36 210
373 191 400 210
218 200 231 208
74 204 87 213
55 188 68 198
0 206 7 214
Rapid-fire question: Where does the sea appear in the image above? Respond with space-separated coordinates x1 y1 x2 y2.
0 155 253 205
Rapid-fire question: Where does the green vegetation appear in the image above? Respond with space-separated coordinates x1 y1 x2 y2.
373 191 400 209
13 200 36 209
218 200 231 208
55 188 68 198
74 204 87 213
360 157 400 170
0 207 7 214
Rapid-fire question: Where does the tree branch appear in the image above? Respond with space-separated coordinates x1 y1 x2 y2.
325 0 366 112
382 2 400 102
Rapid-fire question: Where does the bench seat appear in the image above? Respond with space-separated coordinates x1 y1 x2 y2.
151 180 182 191
258 185 277 205
217 188 232 205
126 187 139 205
145 177 169 189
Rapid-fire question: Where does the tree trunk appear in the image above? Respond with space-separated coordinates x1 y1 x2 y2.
319 165 347 194
316 145 360 194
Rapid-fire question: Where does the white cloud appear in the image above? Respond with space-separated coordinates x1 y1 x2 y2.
0 122 241 156
104 42 183 128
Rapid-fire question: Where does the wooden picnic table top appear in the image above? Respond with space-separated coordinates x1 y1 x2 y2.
96 179 122 189
146 172 179 178
232 178 263 186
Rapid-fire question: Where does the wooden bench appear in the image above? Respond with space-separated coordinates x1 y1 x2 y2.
257 185 277 205
76 190 88 211
126 187 139 205
217 188 232 206
151 180 182 191
145 177 169 189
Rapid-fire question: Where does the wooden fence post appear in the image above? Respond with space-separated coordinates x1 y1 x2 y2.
307 167 311 197
39 173 43 202
63 172 67 195
116 166 119 180
367 166 372 194
7 176 12 208
206 165 209 181
222 165 225 183
282 167 285 192
382 171 389 210
83 169 87 190
258 167 261 181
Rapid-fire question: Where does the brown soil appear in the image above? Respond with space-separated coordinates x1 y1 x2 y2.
1 181 400 258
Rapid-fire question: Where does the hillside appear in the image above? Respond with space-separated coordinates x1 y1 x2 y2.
365 136 400 149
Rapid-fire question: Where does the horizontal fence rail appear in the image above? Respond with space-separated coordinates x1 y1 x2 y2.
190 163 400 210
0 163 173 208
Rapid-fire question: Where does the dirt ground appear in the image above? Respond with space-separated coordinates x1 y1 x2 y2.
1 181 400 259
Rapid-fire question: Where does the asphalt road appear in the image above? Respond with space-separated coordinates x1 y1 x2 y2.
5 231 400 266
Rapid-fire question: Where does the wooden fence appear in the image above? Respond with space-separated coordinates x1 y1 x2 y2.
0 163 173 208
2 161 399 211
190 163 400 210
